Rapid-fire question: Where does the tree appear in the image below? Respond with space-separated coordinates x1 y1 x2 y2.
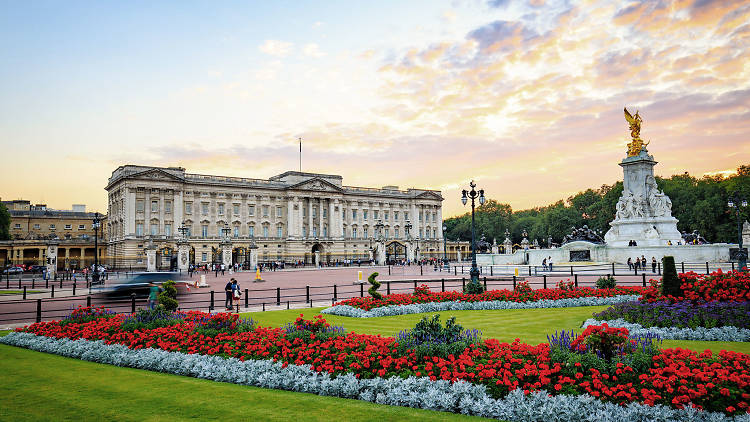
0 203 9 241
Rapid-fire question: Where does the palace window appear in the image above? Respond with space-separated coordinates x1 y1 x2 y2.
201 225 208 238
234 226 239 238
276 206 282 218
303 227 307 237
263 205 269 217
201 203 208 215
419 228 423 238
363 228 368 238
201 252 207 262
14 223 21 229
49 224 55 230
312 227 317 237
33 223 40 229
352 227 358 239
384 211 389 221
404 211 409 220
186 225 192 237
419 211 422 221
150 224 158 235
433 228 437 238
433 212 436 222
363 210 368 220
313 207 317 218
136 223 144 237
395 228 400 238
78 224 85 230
248 225 255 237
136 200 144 212
218 203 225 215
394 211 399 220
151 201 158 212
323 225 328 237
165 224 172 236
185 202 192 214
263 225 269 237
233 204 240 215
277 226 283 238
165 201 172 213
352 209 357 220
248 205 255 216
373 210 379 219
64 224 72 230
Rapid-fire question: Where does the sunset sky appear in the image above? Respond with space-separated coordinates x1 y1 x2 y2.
1 0 748 217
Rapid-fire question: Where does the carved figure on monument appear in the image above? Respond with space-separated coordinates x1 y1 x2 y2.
615 190 633 220
561 225 605 245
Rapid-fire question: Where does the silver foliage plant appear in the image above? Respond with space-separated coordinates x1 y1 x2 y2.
322 295 642 318
3 332 748 422
582 318 750 342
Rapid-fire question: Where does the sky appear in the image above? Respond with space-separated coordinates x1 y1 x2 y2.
1 0 748 217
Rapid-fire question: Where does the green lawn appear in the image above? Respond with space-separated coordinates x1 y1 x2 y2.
0 290 43 295
243 306 750 355
0 344 489 422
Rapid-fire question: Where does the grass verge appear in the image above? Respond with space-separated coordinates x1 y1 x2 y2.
0 344 489 422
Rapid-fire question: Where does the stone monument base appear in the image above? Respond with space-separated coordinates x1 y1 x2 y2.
604 216 682 247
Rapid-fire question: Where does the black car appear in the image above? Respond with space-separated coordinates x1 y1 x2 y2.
104 272 191 298
29 265 47 273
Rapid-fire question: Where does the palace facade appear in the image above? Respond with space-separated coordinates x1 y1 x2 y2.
105 165 447 269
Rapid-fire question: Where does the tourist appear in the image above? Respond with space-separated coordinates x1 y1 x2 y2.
548 256 553 271
542 257 547 271
221 263 225 276
651 257 657 273
627 257 633 270
634 258 640 271
232 279 241 311
641 256 647 270
224 279 235 310
148 283 159 310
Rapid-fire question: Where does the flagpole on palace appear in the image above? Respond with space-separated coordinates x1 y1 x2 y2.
299 137 302 172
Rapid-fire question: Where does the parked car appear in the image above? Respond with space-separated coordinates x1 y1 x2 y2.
104 272 191 298
2 267 23 275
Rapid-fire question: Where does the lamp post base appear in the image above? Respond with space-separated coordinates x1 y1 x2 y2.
469 266 480 284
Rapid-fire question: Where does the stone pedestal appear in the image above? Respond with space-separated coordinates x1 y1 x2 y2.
145 247 157 272
406 241 415 262
248 245 259 269
177 241 190 272
605 151 681 247
46 242 59 279
220 240 232 269
491 238 498 254
375 241 386 265
503 239 512 255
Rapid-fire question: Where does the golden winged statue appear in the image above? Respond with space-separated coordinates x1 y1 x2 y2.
624 107 649 157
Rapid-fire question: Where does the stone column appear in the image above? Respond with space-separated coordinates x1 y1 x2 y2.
39 247 45 266
80 247 86 268
329 200 335 239
308 198 313 238
318 198 323 239
287 198 294 238
376 240 386 265
406 240 415 262
46 242 59 278
249 244 259 269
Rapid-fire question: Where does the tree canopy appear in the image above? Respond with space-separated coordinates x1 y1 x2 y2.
444 166 750 245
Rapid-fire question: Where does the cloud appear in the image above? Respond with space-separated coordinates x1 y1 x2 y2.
258 40 293 57
302 43 325 58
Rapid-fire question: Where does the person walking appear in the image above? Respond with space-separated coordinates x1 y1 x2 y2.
548 256 553 272
221 263 225 276
641 256 647 271
224 279 234 310
148 283 159 310
627 257 633 270
232 279 241 312
651 257 657 273
542 257 548 271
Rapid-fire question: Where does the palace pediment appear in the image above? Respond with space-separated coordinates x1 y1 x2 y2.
415 191 443 201
130 168 185 183
287 178 344 193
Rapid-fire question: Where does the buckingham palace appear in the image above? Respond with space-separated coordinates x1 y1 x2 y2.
105 165 447 270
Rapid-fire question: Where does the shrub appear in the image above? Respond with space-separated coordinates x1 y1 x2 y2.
158 280 179 311
596 275 617 289
282 314 345 342
120 308 184 332
367 272 382 300
396 314 481 359
661 256 681 298
464 278 485 294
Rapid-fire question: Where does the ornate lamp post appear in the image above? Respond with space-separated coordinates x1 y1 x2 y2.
728 192 748 271
461 180 485 285
92 212 101 284
177 222 189 239
404 220 413 263
221 224 231 239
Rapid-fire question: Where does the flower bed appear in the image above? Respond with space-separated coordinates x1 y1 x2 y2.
322 295 641 318
5 307 750 417
333 286 648 311
640 270 750 303
593 300 750 330
582 318 750 342
5 332 745 422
